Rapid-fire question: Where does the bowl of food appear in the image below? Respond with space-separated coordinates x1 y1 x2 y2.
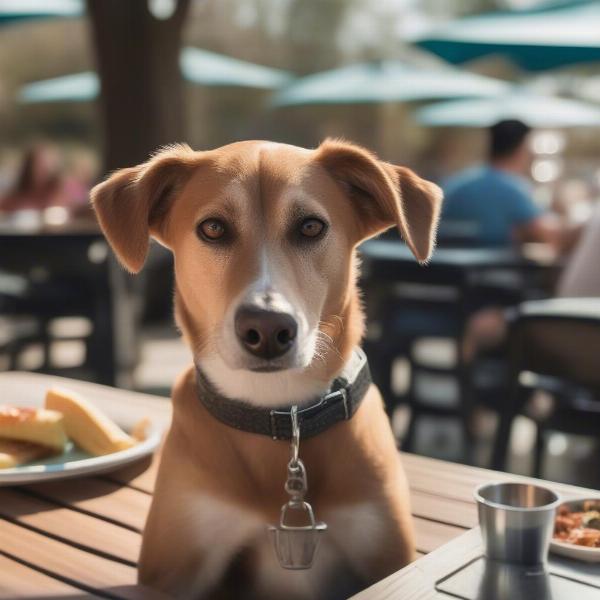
551 498 600 563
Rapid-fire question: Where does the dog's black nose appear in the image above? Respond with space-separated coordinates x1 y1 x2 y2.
234 305 297 360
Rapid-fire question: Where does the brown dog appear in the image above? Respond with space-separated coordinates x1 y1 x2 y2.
92 139 442 599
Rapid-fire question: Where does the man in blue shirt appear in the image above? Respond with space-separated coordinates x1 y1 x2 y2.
441 121 581 365
441 120 557 248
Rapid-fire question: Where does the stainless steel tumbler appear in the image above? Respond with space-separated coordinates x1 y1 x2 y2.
475 482 560 565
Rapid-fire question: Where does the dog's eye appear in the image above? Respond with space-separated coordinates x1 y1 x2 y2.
299 218 326 239
197 218 226 242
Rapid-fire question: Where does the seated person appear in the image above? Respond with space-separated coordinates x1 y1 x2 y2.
0 143 90 214
441 120 565 249
557 201 600 298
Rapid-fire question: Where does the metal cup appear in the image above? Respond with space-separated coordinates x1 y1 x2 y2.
475 482 560 565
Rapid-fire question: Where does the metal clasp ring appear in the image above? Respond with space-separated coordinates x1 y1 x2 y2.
290 405 300 466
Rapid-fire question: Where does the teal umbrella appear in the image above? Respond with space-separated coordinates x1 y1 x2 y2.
18 48 292 103
414 0 600 71
180 48 290 90
0 0 82 24
271 60 509 107
415 93 600 128
18 71 98 103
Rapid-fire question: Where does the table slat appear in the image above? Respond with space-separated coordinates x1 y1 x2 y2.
0 552 104 599
0 488 140 564
410 489 478 530
402 453 600 504
353 566 432 600
412 516 466 554
0 518 164 599
27 478 151 532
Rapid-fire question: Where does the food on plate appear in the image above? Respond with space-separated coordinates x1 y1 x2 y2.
131 417 151 442
0 439 54 469
0 388 150 470
583 499 600 513
0 406 67 451
554 501 600 548
45 388 137 456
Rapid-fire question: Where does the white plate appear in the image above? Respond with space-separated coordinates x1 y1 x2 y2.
550 498 600 563
0 394 162 486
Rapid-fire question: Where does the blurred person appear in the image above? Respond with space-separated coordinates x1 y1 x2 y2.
0 144 88 214
462 199 600 364
462 202 600 363
443 121 583 367
551 179 591 222
441 120 570 250
465 203 600 436
63 152 97 218
557 201 600 297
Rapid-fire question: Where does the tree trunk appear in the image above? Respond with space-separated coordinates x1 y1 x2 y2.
86 0 190 174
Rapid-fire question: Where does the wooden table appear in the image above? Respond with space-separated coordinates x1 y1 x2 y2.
0 372 597 599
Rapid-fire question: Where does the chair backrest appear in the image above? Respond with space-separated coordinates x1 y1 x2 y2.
436 220 482 248
508 298 600 394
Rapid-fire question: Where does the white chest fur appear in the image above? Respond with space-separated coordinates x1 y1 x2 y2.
199 352 329 407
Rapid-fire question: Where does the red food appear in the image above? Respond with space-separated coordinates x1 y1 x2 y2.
565 528 600 548
554 502 600 549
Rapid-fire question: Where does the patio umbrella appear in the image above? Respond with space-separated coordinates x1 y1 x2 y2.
18 48 292 103
180 47 290 89
413 0 600 71
271 60 509 107
18 71 97 104
415 93 600 128
0 0 82 25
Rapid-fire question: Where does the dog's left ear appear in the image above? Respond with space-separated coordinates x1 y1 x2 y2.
91 144 197 273
315 138 443 263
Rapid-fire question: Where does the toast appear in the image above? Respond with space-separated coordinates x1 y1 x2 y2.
0 406 67 451
45 388 136 456
0 438 54 469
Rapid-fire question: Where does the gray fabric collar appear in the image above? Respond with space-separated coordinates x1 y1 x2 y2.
195 348 371 440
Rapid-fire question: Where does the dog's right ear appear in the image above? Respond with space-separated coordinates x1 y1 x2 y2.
91 144 197 273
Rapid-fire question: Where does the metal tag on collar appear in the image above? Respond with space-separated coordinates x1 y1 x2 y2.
268 405 327 570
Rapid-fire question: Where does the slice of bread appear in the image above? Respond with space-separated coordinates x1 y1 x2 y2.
45 388 136 456
0 406 67 451
0 438 54 469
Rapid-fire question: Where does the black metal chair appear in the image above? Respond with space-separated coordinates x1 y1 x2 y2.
359 240 546 459
491 298 600 476
363 280 469 451
0 234 139 386
0 315 40 371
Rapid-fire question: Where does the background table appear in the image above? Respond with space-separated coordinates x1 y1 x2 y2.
0 217 138 387
358 238 561 457
0 372 597 599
